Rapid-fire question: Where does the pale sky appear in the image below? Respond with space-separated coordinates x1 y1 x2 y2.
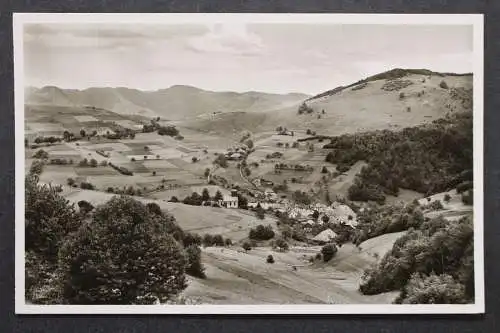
23 23 473 95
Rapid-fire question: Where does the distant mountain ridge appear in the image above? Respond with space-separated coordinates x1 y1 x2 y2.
25 85 310 120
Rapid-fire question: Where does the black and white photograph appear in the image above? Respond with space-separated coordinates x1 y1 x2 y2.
14 13 484 314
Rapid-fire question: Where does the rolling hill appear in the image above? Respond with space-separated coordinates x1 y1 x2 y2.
25 85 310 120
181 68 473 137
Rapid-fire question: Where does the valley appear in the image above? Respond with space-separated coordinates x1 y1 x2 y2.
25 68 474 305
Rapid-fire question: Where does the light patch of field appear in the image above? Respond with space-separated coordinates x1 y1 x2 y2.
74 115 98 122
38 165 78 185
74 166 120 176
419 190 472 221
114 119 142 129
90 142 132 152
386 188 424 205
28 122 66 132
142 159 180 170
48 150 80 157
328 161 367 197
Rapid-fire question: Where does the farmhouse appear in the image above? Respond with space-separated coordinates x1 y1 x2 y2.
312 229 338 245
218 190 239 208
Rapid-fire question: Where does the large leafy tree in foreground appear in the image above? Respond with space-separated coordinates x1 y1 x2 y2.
57 196 187 304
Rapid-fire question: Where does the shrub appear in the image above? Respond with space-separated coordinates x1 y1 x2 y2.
77 200 94 215
456 181 473 194
292 190 311 205
428 200 444 211
158 125 179 137
57 196 187 304
25 175 79 262
33 149 49 159
274 237 289 252
224 238 233 246
213 234 225 247
321 244 338 262
461 190 473 205
399 92 405 99
185 245 206 279
192 157 198 163
89 159 98 167
80 182 95 190
444 194 451 202
202 234 214 247
255 206 265 220
146 202 163 215
266 255 275 264
169 196 179 203
321 166 328 174
242 242 252 252
214 154 228 168
67 178 75 186
100 160 108 166
395 273 467 304
106 187 114 193
439 80 449 89
249 225 275 241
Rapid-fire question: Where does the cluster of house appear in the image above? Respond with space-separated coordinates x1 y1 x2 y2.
224 146 248 161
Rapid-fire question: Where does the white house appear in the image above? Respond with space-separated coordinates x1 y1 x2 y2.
219 195 238 208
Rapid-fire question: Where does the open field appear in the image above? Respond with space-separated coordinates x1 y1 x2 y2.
182 233 402 304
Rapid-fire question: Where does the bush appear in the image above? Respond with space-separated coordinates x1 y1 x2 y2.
274 237 289 252
399 92 405 99
214 154 228 168
158 125 179 137
202 234 214 247
242 242 252 252
321 244 338 262
80 182 95 190
213 234 225 246
444 194 451 202
428 200 444 211
77 200 94 215
33 149 49 159
169 196 179 203
89 159 98 167
57 196 187 304
146 202 163 215
439 80 449 89
395 273 467 304
321 166 328 174
266 255 275 264
461 190 473 205
292 191 311 205
29 160 45 176
249 225 275 241
224 238 233 246
67 178 75 186
25 175 79 262
185 245 206 279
